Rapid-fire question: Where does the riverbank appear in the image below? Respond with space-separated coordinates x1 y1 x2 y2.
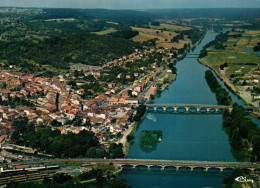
198 58 260 118
121 35 205 156
197 30 260 117
120 31 239 188
122 72 177 156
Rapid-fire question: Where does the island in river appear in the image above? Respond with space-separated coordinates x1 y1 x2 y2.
139 130 162 152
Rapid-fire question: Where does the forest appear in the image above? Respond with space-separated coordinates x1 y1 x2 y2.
0 8 259 76
0 8 143 75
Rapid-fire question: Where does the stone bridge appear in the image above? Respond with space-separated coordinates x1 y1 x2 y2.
6 158 260 173
114 159 259 172
146 103 259 113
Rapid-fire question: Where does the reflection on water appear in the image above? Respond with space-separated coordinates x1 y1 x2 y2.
120 168 226 188
146 113 157 122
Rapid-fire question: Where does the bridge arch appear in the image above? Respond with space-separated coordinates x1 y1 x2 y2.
193 167 206 171
177 107 186 112
135 165 148 170
149 165 163 170
199 107 207 113
166 107 174 112
164 166 177 171
156 107 164 112
188 107 197 113
148 107 155 111
209 108 216 113
208 167 221 172
121 164 135 169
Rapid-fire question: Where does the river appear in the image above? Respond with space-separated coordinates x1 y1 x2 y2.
119 32 259 188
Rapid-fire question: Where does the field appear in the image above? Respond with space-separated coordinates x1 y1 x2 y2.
45 18 77 22
199 30 260 107
132 23 191 49
93 28 117 35
200 30 260 75
150 23 191 32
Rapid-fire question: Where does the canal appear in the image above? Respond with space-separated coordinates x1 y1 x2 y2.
119 32 259 188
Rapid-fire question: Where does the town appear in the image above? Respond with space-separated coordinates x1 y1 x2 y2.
0 46 178 161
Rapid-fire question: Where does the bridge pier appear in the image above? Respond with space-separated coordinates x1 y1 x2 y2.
147 165 152 170
132 165 137 169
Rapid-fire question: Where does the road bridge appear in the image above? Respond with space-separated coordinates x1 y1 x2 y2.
146 103 259 113
5 158 260 173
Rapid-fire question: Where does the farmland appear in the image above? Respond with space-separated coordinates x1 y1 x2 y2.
199 30 260 107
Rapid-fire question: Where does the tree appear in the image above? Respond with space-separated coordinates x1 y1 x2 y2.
231 128 243 150
53 173 72 184
0 82 6 89
126 135 134 142
109 143 124 158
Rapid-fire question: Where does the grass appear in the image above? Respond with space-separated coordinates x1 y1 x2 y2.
165 73 176 83
150 23 191 32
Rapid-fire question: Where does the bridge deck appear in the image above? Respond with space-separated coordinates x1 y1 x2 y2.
6 158 260 170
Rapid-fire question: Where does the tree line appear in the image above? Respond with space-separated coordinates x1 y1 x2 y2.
253 42 260 52
199 32 229 59
171 28 205 45
205 70 232 105
132 105 146 122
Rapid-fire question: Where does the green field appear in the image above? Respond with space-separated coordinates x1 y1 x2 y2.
199 30 260 107
132 25 190 49
200 30 260 77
